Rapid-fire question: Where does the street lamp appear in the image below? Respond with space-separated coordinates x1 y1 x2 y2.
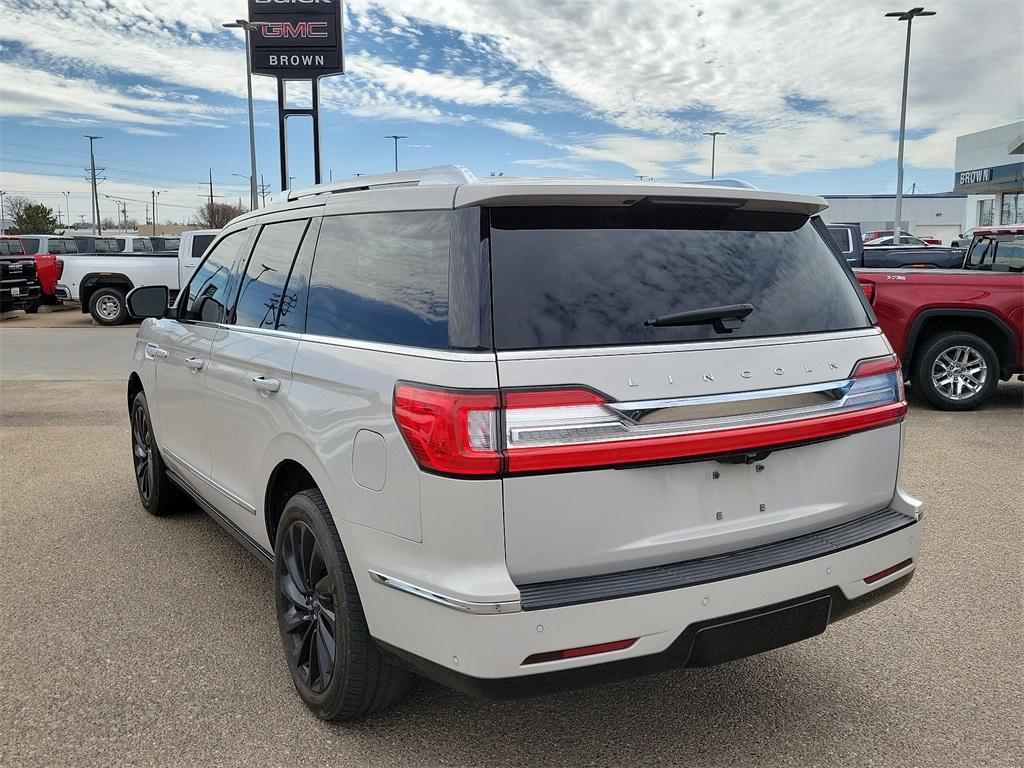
885 7 936 244
223 19 261 211
63 191 71 232
385 135 407 173
702 131 726 179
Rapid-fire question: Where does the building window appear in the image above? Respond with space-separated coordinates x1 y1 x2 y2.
1001 193 1024 225
978 199 994 226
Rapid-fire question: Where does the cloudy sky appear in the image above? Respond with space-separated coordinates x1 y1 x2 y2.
1 0 1021 225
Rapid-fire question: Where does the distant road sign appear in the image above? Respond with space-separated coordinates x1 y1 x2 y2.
248 0 344 79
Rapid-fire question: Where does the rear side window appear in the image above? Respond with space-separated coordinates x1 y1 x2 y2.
233 219 309 329
307 211 450 349
488 206 871 351
192 234 215 260
827 226 853 253
967 235 1024 272
183 229 250 322
20 238 40 254
49 239 78 254
0 240 25 256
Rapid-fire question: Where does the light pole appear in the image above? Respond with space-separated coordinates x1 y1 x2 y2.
702 131 726 179
232 173 253 209
0 190 6 235
885 7 935 244
63 191 71 231
385 135 407 172
223 19 261 211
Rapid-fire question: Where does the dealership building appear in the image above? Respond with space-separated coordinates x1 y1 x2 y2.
953 120 1024 229
820 121 1024 244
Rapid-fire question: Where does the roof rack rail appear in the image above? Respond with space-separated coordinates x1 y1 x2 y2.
288 165 478 201
686 178 759 190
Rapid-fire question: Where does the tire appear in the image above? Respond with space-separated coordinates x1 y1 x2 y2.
274 489 413 720
130 391 182 516
913 331 999 411
89 287 128 326
25 299 40 314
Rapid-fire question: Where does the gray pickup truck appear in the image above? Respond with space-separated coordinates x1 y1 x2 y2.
827 223 965 269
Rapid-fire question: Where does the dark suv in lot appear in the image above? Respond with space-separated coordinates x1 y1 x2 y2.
0 237 42 313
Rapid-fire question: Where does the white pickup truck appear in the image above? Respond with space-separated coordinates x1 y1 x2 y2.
57 230 218 325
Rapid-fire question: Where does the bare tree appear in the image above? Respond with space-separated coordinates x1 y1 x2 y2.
196 201 246 229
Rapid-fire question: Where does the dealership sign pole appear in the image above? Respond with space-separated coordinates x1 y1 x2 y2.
248 0 345 192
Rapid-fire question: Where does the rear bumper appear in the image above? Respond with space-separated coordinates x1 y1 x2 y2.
381 571 914 700
362 511 922 690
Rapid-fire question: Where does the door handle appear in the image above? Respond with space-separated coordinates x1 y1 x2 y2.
185 356 205 372
251 376 281 395
145 343 168 360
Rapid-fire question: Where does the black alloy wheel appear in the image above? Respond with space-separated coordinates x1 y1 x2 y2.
278 519 338 695
131 400 156 504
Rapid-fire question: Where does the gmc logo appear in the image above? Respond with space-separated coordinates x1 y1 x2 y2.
260 21 329 38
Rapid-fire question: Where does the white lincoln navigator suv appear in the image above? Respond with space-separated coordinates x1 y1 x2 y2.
125 167 923 720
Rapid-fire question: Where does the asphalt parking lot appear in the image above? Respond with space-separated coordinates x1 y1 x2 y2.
1 314 1021 768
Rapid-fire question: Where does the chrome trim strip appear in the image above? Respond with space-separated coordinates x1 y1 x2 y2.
162 448 256 514
495 327 882 360
368 571 522 614
612 378 851 424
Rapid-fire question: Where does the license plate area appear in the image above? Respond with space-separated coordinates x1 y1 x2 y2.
686 594 832 667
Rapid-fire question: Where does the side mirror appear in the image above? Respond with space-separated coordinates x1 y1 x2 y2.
195 294 226 323
127 285 169 319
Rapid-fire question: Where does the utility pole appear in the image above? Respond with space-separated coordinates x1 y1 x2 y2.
208 168 215 207
85 135 103 234
886 7 936 244
259 174 270 207
385 135 407 172
151 191 157 235
0 190 6 235
702 131 726 179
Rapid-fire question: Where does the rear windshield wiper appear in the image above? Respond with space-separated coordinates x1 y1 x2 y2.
644 303 754 334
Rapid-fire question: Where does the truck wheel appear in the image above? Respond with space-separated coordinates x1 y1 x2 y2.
130 391 183 516
89 287 128 325
274 489 413 720
25 299 40 314
913 331 998 411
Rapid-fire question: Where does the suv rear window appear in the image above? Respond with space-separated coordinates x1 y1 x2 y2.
966 235 1024 272
488 206 870 351
0 240 25 256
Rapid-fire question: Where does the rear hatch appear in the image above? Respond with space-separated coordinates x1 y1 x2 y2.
486 201 905 584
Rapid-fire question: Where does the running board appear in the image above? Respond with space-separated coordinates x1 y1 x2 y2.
517 508 915 611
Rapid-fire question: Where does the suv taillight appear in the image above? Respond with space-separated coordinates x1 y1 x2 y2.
394 357 906 478
56 257 64 279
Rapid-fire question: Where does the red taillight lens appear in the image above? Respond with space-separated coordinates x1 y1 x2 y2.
859 281 874 302
522 638 637 665
56 257 64 279
393 384 500 476
396 356 907 478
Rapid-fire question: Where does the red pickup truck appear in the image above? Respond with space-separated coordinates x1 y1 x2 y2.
855 228 1023 410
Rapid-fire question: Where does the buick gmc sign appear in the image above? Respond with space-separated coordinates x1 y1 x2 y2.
249 0 344 78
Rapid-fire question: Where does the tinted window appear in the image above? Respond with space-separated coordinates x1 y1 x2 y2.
183 230 250 322
191 234 215 260
307 212 450 348
0 240 25 256
134 238 154 252
48 239 78 254
19 238 40 254
488 206 871 351
233 219 309 329
967 236 1024 272
277 218 319 334
827 226 852 253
